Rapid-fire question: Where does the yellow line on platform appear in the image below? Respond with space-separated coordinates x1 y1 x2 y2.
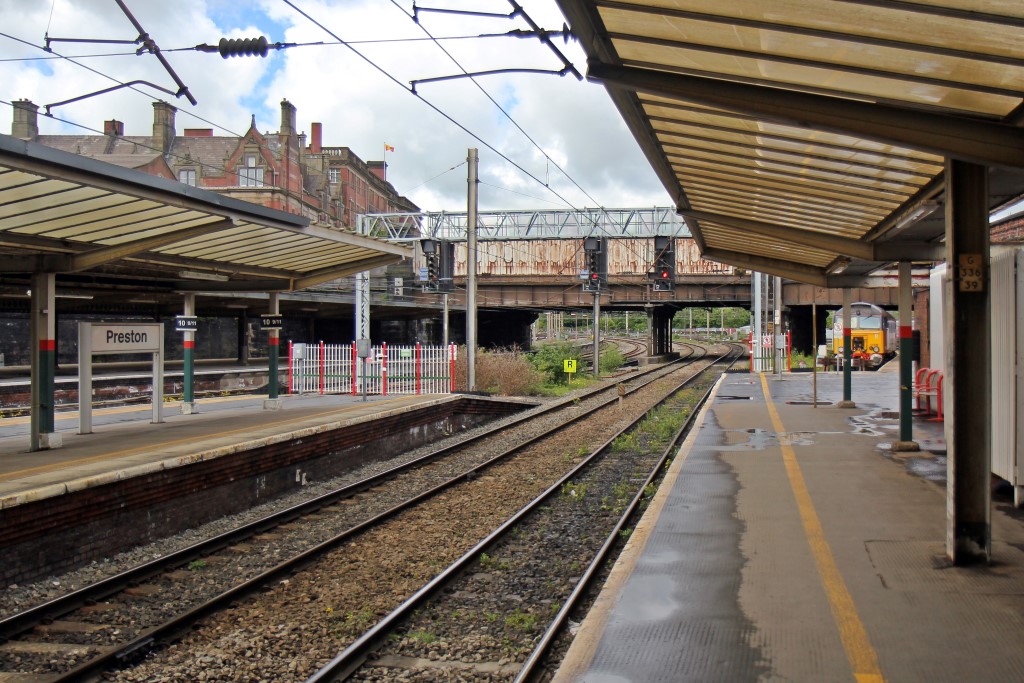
0 396 416 483
759 373 885 683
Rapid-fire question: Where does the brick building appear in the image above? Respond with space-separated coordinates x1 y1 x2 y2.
10 98 418 231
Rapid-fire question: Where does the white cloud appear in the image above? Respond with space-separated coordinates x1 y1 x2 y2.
0 0 671 212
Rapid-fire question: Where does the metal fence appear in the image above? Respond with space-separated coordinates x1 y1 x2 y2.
288 342 455 396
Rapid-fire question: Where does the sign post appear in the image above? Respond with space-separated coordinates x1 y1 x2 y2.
79 323 164 434
177 295 197 414
261 297 283 410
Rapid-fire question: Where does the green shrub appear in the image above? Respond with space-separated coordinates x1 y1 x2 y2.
599 346 626 373
529 341 585 384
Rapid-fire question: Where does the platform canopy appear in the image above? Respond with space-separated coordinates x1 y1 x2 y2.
556 0 1024 286
0 133 410 295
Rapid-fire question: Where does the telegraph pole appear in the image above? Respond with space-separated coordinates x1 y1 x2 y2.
466 149 478 392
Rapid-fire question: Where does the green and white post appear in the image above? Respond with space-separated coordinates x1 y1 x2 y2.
181 294 197 415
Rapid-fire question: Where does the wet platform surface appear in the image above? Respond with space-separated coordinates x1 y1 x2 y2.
554 371 1024 683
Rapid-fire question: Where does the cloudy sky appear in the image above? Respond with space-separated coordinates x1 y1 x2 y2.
0 0 671 213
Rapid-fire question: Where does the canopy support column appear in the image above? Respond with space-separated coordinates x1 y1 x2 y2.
894 262 919 451
30 272 61 451
944 159 991 565
181 293 196 415
836 290 856 408
264 292 282 410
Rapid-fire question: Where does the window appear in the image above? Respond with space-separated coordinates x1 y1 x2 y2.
328 168 340 184
238 154 263 187
178 169 196 186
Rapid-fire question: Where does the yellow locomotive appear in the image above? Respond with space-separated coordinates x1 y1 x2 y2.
831 302 897 368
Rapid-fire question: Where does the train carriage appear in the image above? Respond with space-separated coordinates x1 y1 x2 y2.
831 302 897 368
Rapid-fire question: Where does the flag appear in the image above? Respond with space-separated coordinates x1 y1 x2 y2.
385 144 395 152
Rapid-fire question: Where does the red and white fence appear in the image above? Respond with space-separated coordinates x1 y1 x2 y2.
287 342 456 396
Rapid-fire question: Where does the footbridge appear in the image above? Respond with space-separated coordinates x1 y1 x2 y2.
357 207 912 354
360 207 908 312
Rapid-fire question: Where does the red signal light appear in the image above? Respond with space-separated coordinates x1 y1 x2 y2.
660 270 669 279
590 272 599 279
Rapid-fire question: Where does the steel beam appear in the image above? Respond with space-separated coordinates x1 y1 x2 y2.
679 209 874 260
290 255 404 291
702 247 828 286
69 219 236 271
587 63 1024 168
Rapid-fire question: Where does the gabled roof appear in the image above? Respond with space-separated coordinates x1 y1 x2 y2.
557 0 1024 285
0 133 410 292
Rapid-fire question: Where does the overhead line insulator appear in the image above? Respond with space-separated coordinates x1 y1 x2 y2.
218 36 269 58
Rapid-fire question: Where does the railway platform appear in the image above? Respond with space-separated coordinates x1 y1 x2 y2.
554 371 1024 683
0 392 444 501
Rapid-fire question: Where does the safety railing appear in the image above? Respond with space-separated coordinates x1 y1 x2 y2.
287 342 455 396
913 367 944 421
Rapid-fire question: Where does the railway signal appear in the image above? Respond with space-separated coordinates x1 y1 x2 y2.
583 237 607 292
420 239 454 293
650 236 675 292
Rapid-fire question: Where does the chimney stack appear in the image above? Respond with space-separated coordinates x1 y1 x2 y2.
104 119 124 137
310 122 322 153
280 99 296 138
152 101 177 153
12 99 38 140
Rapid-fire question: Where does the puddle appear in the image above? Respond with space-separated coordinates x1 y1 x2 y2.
904 455 947 482
717 427 775 451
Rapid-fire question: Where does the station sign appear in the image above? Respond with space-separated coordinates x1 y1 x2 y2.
90 324 162 353
175 316 198 332
259 314 284 330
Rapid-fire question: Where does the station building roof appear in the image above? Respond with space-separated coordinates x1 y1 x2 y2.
0 133 410 297
556 0 1024 285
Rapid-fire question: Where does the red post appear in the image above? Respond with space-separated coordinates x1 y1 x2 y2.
415 342 422 394
319 340 325 395
787 332 792 372
351 341 357 395
382 342 388 396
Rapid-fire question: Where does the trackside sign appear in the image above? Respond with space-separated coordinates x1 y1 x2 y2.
90 324 162 353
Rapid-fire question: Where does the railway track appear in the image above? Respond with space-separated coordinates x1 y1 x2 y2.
0 346 723 682
312 344 745 682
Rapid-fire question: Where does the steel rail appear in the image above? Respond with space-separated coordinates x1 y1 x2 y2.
0 353 688 644
514 345 743 682
305 347 733 682
19 351 711 682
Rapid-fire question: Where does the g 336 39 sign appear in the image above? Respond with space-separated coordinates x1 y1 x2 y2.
958 254 983 293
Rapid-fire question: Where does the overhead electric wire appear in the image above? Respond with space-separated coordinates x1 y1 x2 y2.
281 0 656 269
280 0 583 215
0 34 517 62
387 0 658 264
391 0 604 210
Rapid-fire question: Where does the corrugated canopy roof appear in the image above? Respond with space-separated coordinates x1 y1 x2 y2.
0 134 410 293
557 0 1024 285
